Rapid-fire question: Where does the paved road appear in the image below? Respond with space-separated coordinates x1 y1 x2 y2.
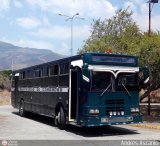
0 105 160 142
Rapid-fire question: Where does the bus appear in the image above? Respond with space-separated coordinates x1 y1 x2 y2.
11 53 147 129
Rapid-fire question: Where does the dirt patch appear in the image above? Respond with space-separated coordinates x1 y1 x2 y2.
0 90 11 105
141 88 160 103
143 116 160 123
141 105 160 122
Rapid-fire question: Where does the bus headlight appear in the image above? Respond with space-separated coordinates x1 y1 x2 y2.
95 109 99 114
131 108 136 112
121 111 124 115
135 108 139 112
89 109 95 114
113 111 116 116
131 107 139 113
109 111 113 116
89 109 99 114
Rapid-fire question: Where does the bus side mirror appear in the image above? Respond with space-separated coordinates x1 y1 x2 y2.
139 66 149 89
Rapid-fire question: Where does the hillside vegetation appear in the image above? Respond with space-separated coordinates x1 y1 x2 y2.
0 70 11 105
0 70 11 91
0 41 64 70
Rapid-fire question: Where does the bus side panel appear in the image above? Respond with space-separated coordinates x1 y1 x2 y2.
18 79 32 111
39 76 59 116
59 74 69 117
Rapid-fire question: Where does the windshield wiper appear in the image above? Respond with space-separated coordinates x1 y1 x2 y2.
100 83 111 97
122 83 131 97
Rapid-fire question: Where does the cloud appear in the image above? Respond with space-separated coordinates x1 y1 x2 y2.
55 42 77 56
1 37 75 55
152 15 160 31
135 14 160 32
15 39 54 50
0 0 10 11
30 25 90 40
124 1 137 12
13 0 23 8
27 0 117 19
16 17 42 29
123 0 160 32
1 37 54 50
58 42 70 55
42 16 52 27
1 37 76 55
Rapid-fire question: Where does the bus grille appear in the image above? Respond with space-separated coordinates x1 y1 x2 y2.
106 99 124 116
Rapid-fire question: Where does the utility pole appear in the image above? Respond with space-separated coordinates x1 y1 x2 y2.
148 0 158 36
148 1 151 36
59 13 84 56
147 0 158 115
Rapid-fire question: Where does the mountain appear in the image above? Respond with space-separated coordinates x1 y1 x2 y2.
0 41 65 70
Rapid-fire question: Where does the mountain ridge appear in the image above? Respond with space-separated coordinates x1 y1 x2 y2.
0 41 65 70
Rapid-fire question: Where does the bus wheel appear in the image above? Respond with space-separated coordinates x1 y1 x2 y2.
19 100 25 117
57 107 66 130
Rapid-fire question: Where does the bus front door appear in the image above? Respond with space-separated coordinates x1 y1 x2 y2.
69 67 80 122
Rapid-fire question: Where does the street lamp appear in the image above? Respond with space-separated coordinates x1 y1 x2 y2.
59 13 84 56
148 0 159 36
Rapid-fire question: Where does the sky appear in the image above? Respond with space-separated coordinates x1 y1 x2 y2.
0 0 160 56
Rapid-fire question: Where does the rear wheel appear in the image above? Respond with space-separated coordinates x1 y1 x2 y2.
57 107 66 130
19 100 25 117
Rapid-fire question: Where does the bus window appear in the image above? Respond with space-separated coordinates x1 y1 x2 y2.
26 70 33 79
34 69 41 78
60 63 69 75
42 66 49 77
21 71 26 79
91 71 112 91
116 73 139 91
50 65 59 76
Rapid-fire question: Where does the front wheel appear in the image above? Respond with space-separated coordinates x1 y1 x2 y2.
57 107 66 130
19 100 25 117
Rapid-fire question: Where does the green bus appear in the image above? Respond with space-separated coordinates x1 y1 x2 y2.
11 53 147 129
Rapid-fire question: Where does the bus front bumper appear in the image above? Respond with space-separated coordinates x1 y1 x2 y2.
80 114 142 127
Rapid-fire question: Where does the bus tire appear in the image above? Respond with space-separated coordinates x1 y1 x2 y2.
57 106 66 130
19 100 25 117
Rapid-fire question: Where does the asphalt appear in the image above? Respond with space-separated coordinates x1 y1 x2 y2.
0 105 160 141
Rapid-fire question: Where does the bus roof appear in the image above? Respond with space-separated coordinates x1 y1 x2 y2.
13 52 138 73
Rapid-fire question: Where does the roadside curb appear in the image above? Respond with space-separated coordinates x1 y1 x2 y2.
130 124 160 130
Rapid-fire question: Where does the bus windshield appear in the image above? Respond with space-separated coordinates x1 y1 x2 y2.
91 71 112 91
116 73 139 91
91 71 139 92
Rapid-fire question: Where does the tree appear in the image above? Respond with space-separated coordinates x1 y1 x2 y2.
78 7 160 90
0 70 11 91
139 33 160 89
78 8 141 54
